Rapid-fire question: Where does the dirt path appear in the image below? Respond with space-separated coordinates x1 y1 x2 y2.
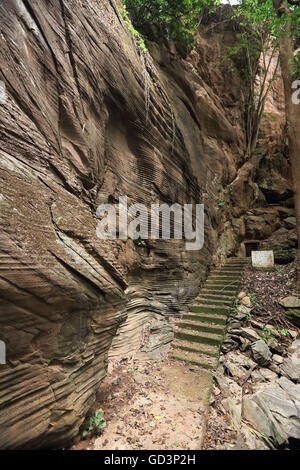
72 357 212 451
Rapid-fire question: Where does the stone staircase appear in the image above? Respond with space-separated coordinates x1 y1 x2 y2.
171 258 249 370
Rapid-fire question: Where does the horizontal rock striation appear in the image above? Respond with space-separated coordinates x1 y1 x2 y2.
0 1 288 448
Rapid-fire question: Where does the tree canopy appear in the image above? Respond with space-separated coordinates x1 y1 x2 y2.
122 0 220 49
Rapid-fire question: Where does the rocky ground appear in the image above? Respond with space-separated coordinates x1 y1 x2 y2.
203 262 300 450
70 358 212 451
70 262 300 451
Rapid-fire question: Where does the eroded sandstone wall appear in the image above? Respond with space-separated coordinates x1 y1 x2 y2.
0 0 288 449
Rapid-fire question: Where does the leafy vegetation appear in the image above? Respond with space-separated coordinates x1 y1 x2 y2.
278 328 290 337
121 3 148 52
249 292 261 310
122 0 220 50
259 327 274 343
223 0 284 156
82 410 106 438
288 3 300 78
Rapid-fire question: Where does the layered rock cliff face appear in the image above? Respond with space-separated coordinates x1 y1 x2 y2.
0 1 291 449
195 10 295 262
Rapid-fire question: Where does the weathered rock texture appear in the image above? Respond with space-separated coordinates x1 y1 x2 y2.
0 1 289 448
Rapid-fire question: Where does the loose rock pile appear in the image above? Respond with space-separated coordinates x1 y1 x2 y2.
211 291 300 449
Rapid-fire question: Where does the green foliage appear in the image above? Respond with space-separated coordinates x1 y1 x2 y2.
82 410 106 438
121 3 148 52
289 49 300 79
288 3 300 78
259 327 274 343
122 0 220 50
278 328 290 337
249 292 261 310
226 0 280 67
221 0 284 156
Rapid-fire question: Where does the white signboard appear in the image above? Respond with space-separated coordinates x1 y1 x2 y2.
252 250 274 269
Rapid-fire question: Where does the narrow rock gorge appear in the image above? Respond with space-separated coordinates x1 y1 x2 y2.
0 0 296 449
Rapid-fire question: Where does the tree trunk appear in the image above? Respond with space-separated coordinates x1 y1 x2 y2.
272 0 300 288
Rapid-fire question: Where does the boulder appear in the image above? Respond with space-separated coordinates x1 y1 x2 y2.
279 296 300 309
222 397 241 427
221 335 240 353
261 228 297 264
240 327 260 342
141 320 174 352
289 339 300 353
272 354 284 365
241 296 252 308
239 426 269 450
257 155 293 204
284 217 297 230
251 340 272 366
237 304 252 317
287 310 300 328
237 292 247 300
259 368 278 382
288 330 298 340
214 374 243 403
267 338 284 354
280 342 300 383
223 351 256 379
251 370 266 383
268 363 281 374
245 215 280 240
240 340 251 352
243 377 300 447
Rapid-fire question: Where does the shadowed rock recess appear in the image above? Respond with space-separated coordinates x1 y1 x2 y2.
0 1 290 449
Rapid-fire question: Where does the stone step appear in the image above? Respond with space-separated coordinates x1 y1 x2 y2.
196 294 234 303
209 270 242 276
206 280 240 287
221 262 247 266
214 273 243 279
172 258 247 369
208 275 242 281
177 319 225 335
190 305 230 315
217 268 244 273
201 288 236 297
171 348 218 370
208 275 241 281
175 327 223 346
225 262 248 267
202 284 238 292
171 339 219 357
194 294 232 305
194 300 232 308
201 286 238 298
184 312 227 325
226 257 248 262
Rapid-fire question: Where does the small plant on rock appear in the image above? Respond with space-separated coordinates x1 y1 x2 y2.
249 292 261 310
120 3 148 53
278 328 290 338
259 327 274 343
82 410 106 439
